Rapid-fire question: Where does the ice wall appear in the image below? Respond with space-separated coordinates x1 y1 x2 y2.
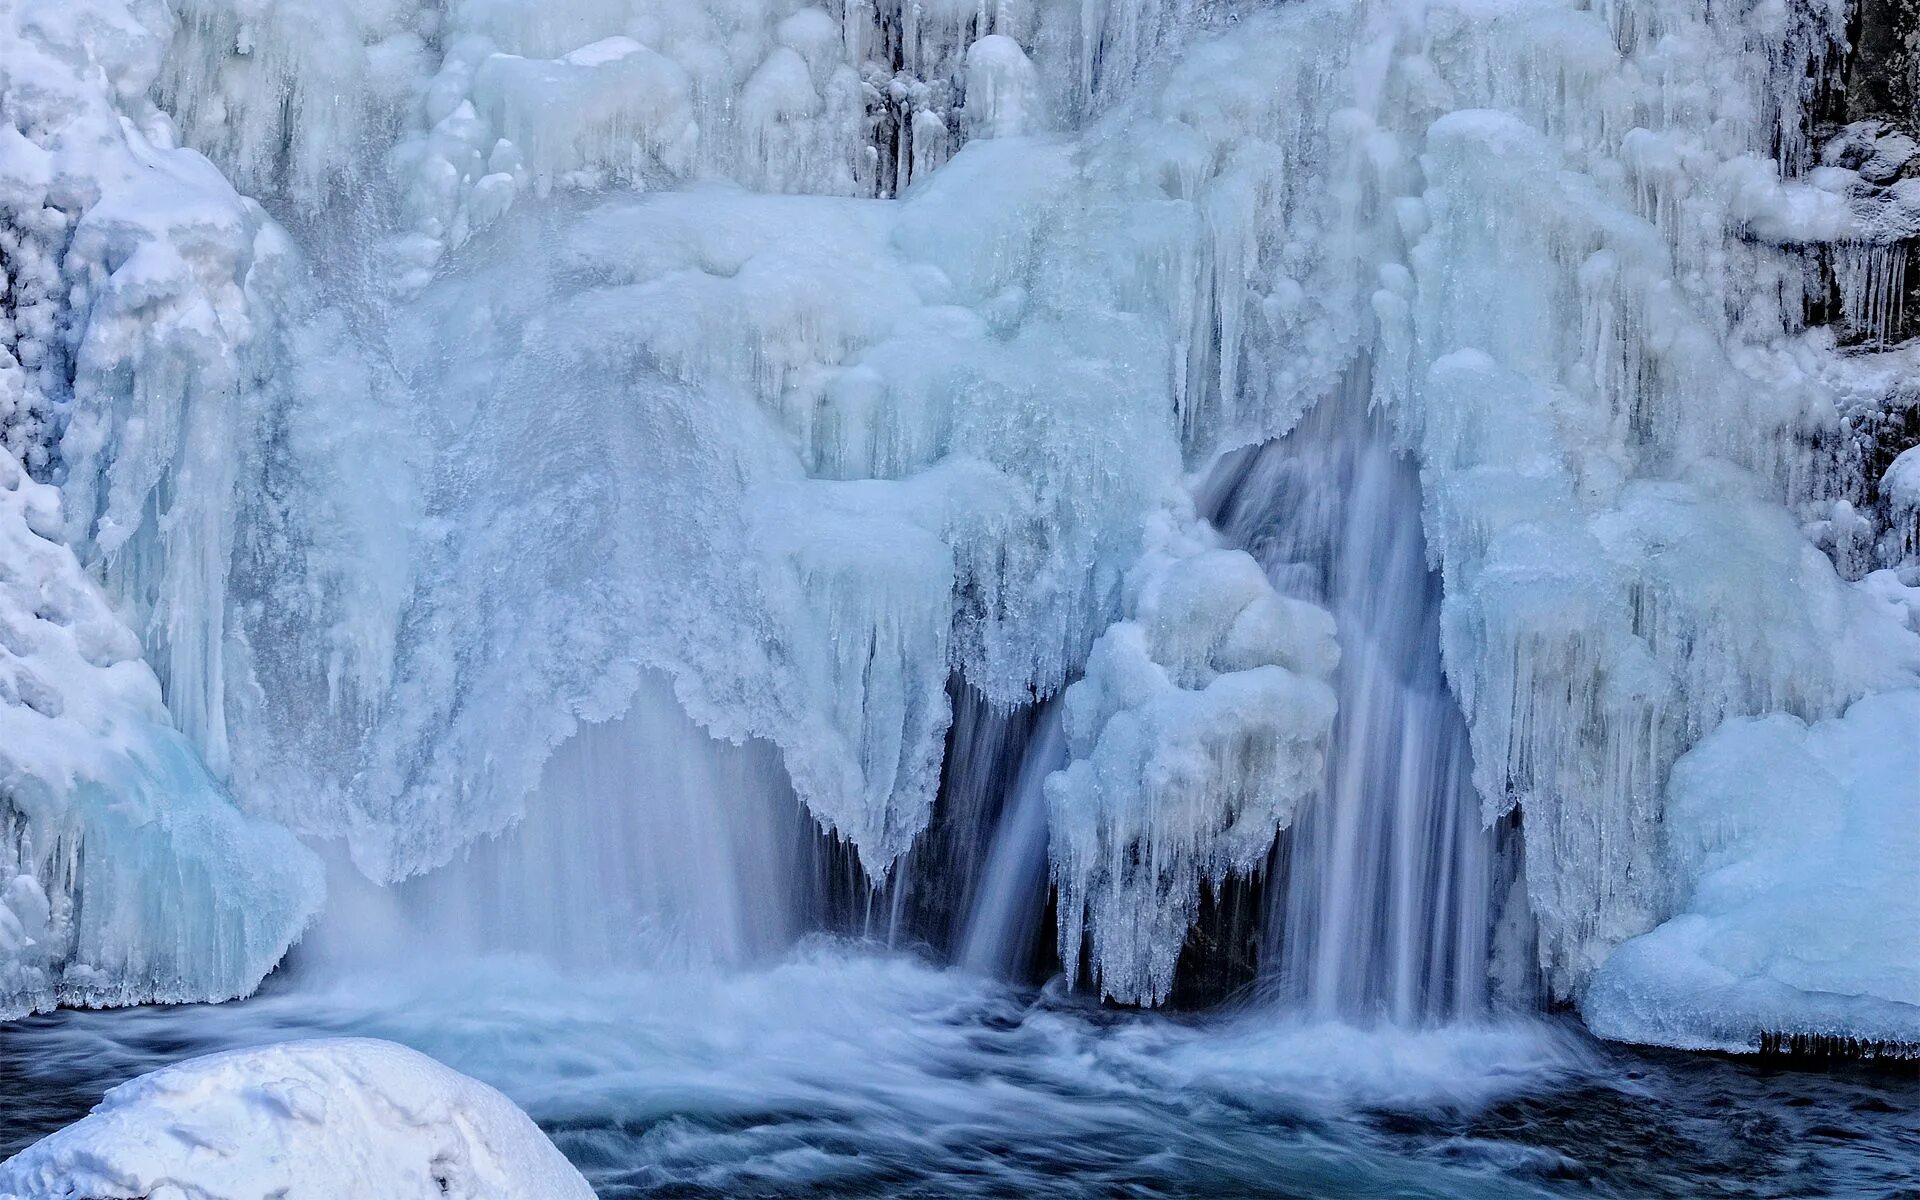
3 0 413 795
69 0 1379 905
4 0 270 780
1362 0 1920 1000
0 449 321 1018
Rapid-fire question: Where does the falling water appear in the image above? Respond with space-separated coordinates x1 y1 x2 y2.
303 671 810 974
957 702 1066 977
1209 373 1500 1023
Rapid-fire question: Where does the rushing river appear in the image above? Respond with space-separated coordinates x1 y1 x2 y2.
4 946 1915 1199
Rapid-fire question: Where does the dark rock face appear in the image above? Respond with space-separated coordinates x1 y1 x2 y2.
1796 2 1920 587
1811 0 1920 350
1846 0 1920 124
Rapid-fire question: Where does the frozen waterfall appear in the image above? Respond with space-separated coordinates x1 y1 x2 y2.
2 0 1918 1062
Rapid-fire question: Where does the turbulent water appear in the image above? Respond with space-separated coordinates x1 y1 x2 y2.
4 950 1918 1198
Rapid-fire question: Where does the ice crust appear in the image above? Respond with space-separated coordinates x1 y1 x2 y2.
3 0 1917 1032
0 1038 595 1199
1583 689 1920 1052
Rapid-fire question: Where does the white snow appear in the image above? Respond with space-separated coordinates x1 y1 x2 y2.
0 1038 594 1200
1583 689 1920 1052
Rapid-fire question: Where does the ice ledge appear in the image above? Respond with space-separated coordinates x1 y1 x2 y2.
1581 689 1920 1056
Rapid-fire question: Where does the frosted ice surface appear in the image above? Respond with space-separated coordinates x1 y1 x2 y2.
0 1038 594 1200
0 449 321 1018
1583 689 1920 1052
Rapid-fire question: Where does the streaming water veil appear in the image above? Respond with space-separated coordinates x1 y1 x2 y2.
285 675 801 977
393 674 807 970
957 702 1066 977
1206 373 1508 1025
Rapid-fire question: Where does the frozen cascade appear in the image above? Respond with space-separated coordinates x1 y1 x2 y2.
1207 378 1504 1025
0 450 321 1018
77 0 1379 897
3 0 1918 1048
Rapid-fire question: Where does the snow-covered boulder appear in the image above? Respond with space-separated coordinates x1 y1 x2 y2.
1582 689 1920 1054
0 1039 594 1200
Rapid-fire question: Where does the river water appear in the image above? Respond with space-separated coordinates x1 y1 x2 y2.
4 946 1915 1198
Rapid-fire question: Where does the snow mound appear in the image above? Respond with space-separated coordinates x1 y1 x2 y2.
0 449 321 1018
0 1038 594 1200
1582 689 1920 1053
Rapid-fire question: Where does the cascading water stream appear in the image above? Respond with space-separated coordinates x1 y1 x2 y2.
1208 372 1503 1025
294 672 813 976
941 369 1510 1020
957 702 1066 977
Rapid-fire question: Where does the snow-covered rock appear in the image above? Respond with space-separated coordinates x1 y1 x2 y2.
1583 689 1920 1053
0 1038 594 1200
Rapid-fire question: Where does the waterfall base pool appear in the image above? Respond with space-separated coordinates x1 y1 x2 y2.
4 946 1915 1198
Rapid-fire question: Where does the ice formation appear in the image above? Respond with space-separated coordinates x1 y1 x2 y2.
0 1038 595 1199
1049 510 1338 1004
1583 689 1920 1052
0 449 321 1018
2 0 1916 1041
1364 8 1920 1000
